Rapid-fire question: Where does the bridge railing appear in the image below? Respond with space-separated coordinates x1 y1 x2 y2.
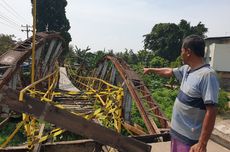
65 64 124 132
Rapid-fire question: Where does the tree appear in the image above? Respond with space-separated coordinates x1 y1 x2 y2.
150 56 169 67
94 50 107 65
144 20 208 62
128 49 138 65
178 19 207 39
137 50 154 66
0 34 16 55
31 0 71 61
144 23 182 62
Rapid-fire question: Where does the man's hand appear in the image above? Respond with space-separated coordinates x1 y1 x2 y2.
189 143 207 152
143 67 173 77
143 68 151 74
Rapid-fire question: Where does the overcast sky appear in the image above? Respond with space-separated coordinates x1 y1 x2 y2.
0 0 230 52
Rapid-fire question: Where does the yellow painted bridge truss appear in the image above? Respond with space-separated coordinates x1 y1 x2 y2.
1 64 124 149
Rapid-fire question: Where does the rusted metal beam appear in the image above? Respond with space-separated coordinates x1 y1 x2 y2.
0 86 151 152
105 56 159 134
140 85 170 128
123 122 147 135
104 55 170 134
0 32 64 89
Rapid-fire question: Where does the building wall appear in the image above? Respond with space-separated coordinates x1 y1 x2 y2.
212 44 230 72
205 41 230 91
205 43 215 66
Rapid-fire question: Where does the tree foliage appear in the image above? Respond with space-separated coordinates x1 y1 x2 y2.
144 19 208 62
136 50 154 66
65 46 112 75
31 0 71 60
0 34 16 55
218 89 230 113
150 56 169 67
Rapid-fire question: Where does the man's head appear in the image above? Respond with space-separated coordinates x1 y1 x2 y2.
182 35 205 57
181 35 205 64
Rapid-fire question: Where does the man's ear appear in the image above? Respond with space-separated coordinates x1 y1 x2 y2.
187 48 192 57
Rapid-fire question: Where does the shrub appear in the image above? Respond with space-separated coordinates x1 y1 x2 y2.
218 89 229 113
152 88 178 119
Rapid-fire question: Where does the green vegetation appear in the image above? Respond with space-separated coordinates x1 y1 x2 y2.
144 19 207 62
0 34 16 55
218 89 230 113
55 131 84 142
130 102 147 131
0 119 26 146
152 88 178 119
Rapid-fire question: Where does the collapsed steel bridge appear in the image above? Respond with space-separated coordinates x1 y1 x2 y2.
0 32 170 152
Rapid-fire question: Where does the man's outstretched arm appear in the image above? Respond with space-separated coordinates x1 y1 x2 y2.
143 67 173 78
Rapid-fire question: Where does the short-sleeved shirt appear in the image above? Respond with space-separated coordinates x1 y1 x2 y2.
171 64 219 146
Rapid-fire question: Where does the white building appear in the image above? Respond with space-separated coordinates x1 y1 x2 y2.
205 37 230 91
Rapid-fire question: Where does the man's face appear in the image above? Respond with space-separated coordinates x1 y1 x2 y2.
181 47 190 64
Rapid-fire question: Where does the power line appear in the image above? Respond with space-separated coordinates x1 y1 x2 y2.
0 13 21 27
0 1 24 25
0 21 19 31
0 0 30 23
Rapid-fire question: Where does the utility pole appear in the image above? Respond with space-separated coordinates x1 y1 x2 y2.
21 24 32 38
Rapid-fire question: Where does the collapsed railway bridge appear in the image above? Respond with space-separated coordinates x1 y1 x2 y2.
0 32 170 152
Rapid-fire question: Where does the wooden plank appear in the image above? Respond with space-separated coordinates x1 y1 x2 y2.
0 86 151 152
123 122 147 135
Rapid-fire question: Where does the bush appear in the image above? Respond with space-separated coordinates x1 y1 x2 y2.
218 89 229 113
0 121 26 146
130 102 147 131
152 88 178 119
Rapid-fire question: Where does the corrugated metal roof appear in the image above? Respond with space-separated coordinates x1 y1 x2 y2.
205 36 230 40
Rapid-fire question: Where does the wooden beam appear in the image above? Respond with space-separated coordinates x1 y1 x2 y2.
123 122 147 135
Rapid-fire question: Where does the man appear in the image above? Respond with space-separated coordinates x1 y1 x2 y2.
144 35 219 152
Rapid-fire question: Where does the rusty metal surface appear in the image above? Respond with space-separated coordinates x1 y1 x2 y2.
103 55 170 135
0 51 26 65
0 32 63 89
0 86 151 152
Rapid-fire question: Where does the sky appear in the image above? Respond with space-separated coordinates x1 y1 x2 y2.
0 0 230 52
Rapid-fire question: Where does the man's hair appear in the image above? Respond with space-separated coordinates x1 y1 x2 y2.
182 35 205 57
